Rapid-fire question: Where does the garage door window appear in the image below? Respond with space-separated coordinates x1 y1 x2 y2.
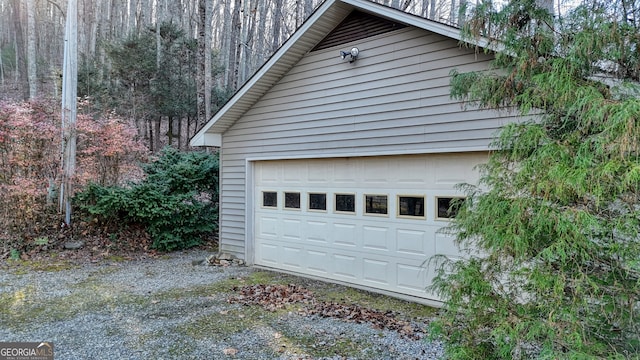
364 194 388 216
335 193 355 213
308 193 326 211
284 192 301 209
262 191 278 208
436 196 465 219
398 195 425 218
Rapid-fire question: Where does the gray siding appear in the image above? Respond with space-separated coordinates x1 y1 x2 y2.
218 27 519 258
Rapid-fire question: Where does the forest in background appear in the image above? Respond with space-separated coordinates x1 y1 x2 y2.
0 0 467 152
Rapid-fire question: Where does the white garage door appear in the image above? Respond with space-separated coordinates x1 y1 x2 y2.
253 153 486 303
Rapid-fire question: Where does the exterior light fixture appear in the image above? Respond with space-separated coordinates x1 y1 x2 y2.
340 47 359 63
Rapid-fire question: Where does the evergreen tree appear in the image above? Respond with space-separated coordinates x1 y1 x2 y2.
431 0 640 358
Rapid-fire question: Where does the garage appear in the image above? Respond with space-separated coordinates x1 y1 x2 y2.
253 153 486 302
191 0 524 303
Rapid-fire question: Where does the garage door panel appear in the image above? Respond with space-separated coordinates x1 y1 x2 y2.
259 165 280 183
332 254 360 279
395 158 431 186
362 159 390 185
282 162 304 183
257 242 280 265
306 249 330 274
395 228 429 256
258 216 279 237
308 163 330 183
363 258 391 285
435 232 462 258
253 153 485 302
332 222 357 247
396 263 428 292
333 159 358 184
434 155 478 185
306 220 329 243
282 218 302 240
362 225 390 251
282 246 303 268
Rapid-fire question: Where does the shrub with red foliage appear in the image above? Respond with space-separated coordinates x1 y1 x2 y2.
0 98 148 254
76 108 148 186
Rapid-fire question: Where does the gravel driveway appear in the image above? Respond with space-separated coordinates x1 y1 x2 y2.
0 250 444 359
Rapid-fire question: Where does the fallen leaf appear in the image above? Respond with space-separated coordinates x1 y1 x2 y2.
223 347 238 356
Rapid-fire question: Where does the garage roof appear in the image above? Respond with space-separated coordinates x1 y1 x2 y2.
190 0 484 147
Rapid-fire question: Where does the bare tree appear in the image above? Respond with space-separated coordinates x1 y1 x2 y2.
26 0 37 98
205 0 213 121
197 0 206 128
11 0 28 99
255 0 268 67
272 0 283 53
227 0 241 90
429 0 437 19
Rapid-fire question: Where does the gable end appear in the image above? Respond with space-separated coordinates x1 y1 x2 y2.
312 10 406 51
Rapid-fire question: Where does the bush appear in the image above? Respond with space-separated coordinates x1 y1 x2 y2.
429 1 640 358
76 147 219 251
0 99 146 253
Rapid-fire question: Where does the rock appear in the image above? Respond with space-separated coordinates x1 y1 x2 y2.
206 252 245 267
64 241 84 250
218 252 233 261
191 259 205 266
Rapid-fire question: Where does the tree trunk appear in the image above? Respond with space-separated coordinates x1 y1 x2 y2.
429 0 437 20
177 116 182 150
240 0 257 84
128 0 137 33
86 0 98 55
457 0 466 26
304 0 314 21
148 118 154 152
197 0 206 131
272 0 283 53
205 0 213 120
0 4 4 86
227 0 241 90
156 1 163 69
154 116 161 151
449 0 456 24
96 0 111 86
167 115 174 147
221 0 232 88
422 0 429 18
0 44 4 85
26 0 37 99
255 0 267 67
295 0 302 28
12 0 28 100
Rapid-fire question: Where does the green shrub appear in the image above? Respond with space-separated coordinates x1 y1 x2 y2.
76 147 219 251
429 1 640 359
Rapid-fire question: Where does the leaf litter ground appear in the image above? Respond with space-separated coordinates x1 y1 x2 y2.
229 283 425 340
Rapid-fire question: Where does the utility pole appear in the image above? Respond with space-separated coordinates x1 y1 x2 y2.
60 0 77 226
